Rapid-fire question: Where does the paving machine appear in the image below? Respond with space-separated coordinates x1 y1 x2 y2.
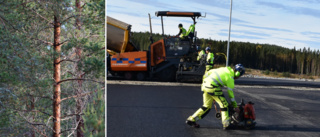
107 11 205 81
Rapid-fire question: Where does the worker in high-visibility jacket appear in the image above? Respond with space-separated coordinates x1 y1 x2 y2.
186 24 195 40
205 47 214 72
186 64 245 130
196 46 205 63
177 23 187 38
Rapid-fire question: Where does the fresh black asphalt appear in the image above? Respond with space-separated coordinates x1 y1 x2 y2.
107 78 320 137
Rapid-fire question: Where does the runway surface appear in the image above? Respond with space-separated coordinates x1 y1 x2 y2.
107 78 320 137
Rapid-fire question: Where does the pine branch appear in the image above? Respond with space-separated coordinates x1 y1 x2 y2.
86 34 102 38
31 125 49 137
21 3 53 25
66 118 83 137
61 90 96 102
26 92 53 100
81 3 87 9
57 59 79 64
61 113 84 119
17 110 54 134
26 36 54 46
13 108 52 116
67 71 75 76
61 14 81 24
60 128 76 135
45 116 52 125
0 15 18 30
60 40 69 46
56 78 104 85
18 1 33 7
18 111 51 128
85 46 105 57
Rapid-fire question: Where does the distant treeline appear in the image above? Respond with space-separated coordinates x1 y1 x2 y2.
131 32 320 76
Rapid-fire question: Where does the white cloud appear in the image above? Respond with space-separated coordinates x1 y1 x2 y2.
107 0 320 50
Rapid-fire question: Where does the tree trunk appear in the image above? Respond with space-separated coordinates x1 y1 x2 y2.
76 48 84 137
31 97 35 137
53 15 61 137
75 0 82 30
75 1 84 137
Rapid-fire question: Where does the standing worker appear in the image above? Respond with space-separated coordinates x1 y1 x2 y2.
196 46 205 63
177 23 187 39
205 47 214 72
186 64 245 130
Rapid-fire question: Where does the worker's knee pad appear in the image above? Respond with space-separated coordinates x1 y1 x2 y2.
220 108 228 111
200 107 211 119
217 96 229 108
201 106 210 111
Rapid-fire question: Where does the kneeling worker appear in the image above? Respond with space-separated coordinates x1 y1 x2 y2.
186 64 245 130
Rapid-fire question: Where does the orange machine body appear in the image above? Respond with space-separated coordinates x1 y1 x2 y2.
244 103 255 120
111 51 148 71
150 39 166 66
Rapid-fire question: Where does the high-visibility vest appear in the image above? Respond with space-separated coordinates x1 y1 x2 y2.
206 52 214 65
180 27 187 38
202 67 237 107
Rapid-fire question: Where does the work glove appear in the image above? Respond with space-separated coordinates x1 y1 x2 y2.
231 101 237 108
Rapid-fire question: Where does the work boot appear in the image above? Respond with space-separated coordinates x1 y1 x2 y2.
186 116 200 128
222 118 232 130
223 124 234 130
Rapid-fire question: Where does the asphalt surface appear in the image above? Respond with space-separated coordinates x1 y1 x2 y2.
107 78 320 137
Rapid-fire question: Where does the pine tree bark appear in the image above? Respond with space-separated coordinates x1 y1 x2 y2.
31 97 35 137
75 0 82 30
75 0 84 136
53 15 61 137
76 48 84 137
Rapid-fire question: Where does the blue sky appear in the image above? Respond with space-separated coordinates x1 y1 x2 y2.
107 0 320 51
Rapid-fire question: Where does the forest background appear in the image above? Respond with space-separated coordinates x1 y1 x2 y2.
132 32 320 79
0 0 105 137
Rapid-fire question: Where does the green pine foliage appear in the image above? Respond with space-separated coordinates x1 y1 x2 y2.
82 89 105 137
0 0 105 136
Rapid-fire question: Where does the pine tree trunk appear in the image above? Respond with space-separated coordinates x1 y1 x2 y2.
53 16 61 137
75 0 84 136
31 97 35 137
76 48 84 137
75 0 82 30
